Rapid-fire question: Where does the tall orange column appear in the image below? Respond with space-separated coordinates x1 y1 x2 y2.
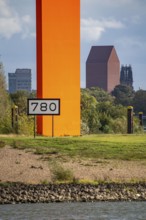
36 0 80 136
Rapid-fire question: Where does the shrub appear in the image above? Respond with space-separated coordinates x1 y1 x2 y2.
81 121 89 135
0 141 5 148
12 140 23 149
52 165 74 182
110 117 127 134
17 114 34 135
0 108 12 134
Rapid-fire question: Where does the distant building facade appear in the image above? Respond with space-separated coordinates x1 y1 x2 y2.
8 69 31 93
86 45 120 92
120 65 133 87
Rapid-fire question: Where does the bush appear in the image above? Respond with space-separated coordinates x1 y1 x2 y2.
0 117 12 134
52 165 74 182
133 117 144 133
0 141 5 148
17 114 34 135
81 121 89 135
0 107 12 134
110 117 127 134
12 140 24 149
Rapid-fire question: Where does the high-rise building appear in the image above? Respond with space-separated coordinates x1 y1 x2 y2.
86 45 120 92
8 69 31 93
120 65 133 87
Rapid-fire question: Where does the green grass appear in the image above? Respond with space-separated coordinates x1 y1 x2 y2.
0 134 146 160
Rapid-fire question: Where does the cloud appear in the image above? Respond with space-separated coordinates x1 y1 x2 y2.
0 0 35 39
116 37 144 50
0 0 21 38
81 17 125 41
22 15 32 24
83 0 138 8
0 17 21 39
21 15 35 39
115 36 146 65
0 0 11 17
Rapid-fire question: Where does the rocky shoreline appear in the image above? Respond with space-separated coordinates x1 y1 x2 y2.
0 182 146 204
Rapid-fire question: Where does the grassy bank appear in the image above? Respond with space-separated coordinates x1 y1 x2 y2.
0 134 146 161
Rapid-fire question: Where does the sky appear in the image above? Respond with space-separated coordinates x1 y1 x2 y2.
0 0 146 91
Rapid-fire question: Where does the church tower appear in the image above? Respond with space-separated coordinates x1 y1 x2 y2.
120 65 133 87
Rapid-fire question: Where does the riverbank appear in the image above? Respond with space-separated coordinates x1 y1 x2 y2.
0 182 146 204
0 145 146 184
0 135 146 204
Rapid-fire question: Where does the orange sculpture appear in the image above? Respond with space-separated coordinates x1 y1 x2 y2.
36 0 80 136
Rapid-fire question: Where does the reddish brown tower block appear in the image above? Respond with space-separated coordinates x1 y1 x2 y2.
86 46 120 92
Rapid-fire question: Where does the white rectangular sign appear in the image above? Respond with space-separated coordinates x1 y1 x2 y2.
27 99 60 115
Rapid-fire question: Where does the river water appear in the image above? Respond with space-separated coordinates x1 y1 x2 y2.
0 202 146 220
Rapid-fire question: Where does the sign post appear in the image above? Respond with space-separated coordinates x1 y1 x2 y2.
52 115 54 138
27 99 60 137
34 116 36 138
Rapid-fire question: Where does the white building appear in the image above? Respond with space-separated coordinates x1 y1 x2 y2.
8 69 31 93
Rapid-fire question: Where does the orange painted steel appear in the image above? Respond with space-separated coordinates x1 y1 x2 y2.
36 0 80 136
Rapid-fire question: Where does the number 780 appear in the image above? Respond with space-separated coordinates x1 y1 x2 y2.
31 102 57 112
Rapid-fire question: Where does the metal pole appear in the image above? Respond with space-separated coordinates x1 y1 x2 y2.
52 115 54 137
34 115 36 138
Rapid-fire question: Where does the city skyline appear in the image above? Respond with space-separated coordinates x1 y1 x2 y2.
0 0 146 91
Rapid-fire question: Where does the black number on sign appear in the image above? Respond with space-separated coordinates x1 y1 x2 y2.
40 103 47 111
49 103 56 111
31 102 38 111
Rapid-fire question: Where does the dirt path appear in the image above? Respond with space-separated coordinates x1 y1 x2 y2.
0 146 146 184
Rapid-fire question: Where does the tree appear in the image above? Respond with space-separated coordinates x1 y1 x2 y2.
0 62 12 133
9 90 36 135
10 90 36 115
112 84 134 106
133 90 146 115
81 88 128 134
81 90 101 133
97 101 127 133
82 87 114 103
